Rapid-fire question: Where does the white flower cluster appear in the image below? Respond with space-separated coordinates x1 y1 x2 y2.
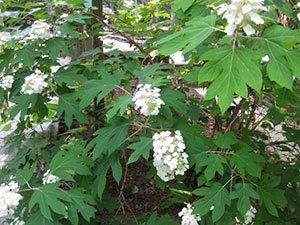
29 20 52 40
217 0 267 35
243 206 257 224
0 75 14 89
132 84 165 116
0 154 9 170
21 70 48 95
51 56 72 74
42 169 60 184
10 217 25 225
0 31 12 51
0 181 23 217
178 203 201 225
152 130 189 182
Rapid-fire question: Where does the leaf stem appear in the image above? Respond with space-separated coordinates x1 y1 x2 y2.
232 25 240 49
19 187 39 192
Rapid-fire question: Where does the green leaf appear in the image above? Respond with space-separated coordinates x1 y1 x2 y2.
106 95 132 121
111 151 122 184
55 23 79 38
15 162 36 186
157 15 216 55
160 88 188 115
64 13 91 24
53 68 87 86
14 43 39 67
230 183 259 215
87 117 129 159
42 38 69 61
57 93 88 127
171 0 194 12
193 182 231 222
127 137 152 164
199 46 263 113
230 147 264 178
257 176 287 217
29 184 71 220
213 131 238 149
26 210 61 225
50 139 91 181
92 157 111 199
134 63 172 81
197 154 227 181
10 94 38 120
79 73 121 109
258 25 300 88
63 188 96 224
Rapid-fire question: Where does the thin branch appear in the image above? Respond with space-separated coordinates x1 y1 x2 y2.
224 98 246 132
89 12 154 64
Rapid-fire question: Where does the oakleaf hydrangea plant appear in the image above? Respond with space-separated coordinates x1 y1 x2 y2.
0 0 299 224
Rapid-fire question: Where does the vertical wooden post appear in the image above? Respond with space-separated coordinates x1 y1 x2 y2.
92 0 103 54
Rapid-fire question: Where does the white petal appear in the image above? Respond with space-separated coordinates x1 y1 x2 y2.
243 24 255 35
298 12 300 21
242 4 252 14
225 23 237 35
249 12 264 24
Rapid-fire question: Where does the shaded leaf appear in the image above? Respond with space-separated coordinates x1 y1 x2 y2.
193 182 231 222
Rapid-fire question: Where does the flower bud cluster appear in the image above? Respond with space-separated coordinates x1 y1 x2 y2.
29 20 52 40
0 154 9 170
0 181 23 217
21 70 48 95
178 203 201 225
152 130 189 182
217 0 267 35
243 206 257 224
132 84 165 116
42 169 60 184
0 75 14 89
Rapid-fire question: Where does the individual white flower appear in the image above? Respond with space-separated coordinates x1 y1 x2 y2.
0 75 14 89
10 217 25 225
132 84 165 116
48 96 59 105
42 169 60 184
243 206 257 225
217 0 267 35
152 130 189 182
51 56 71 74
261 54 270 63
0 180 23 217
178 203 201 225
0 154 9 170
21 70 48 95
29 20 52 40
57 56 71 67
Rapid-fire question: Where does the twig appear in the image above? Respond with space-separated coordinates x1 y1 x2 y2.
89 12 154 64
224 98 246 132
115 85 132 96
